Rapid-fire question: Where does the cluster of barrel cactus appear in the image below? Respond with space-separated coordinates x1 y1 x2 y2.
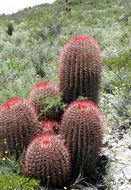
0 35 104 188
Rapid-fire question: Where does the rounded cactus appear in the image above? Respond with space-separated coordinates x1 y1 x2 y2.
0 97 42 159
58 35 102 103
28 81 62 121
23 134 71 188
41 120 60 135
60 99 104 176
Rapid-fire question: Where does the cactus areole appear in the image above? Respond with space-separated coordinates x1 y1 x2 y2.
59 35 102 103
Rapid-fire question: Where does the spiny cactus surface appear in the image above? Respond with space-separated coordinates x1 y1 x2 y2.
61 99 104 176
28 81 61 120
0 97 41 159
41 120 60 135
59 35 102 103
23 134 71 188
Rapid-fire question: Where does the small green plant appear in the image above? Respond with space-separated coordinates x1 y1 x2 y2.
103 50 131 89
0 173 40 190
6 22 14 36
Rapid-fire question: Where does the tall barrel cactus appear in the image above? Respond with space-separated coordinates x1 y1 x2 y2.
0 97 41 159
28 82 61 120
58 35 102 103
60 99 104 176
23 134 71 188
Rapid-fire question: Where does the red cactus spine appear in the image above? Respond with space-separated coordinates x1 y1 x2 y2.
0 97 41 159
28 81 61 120
60 99 104 176
58 35 102 103
23 134 71 188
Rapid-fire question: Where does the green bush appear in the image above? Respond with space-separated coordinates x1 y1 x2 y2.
0 174 40 190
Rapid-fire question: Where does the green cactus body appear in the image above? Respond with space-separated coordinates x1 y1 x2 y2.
41 120 60 135
0 97 41 159
23 134 71 188
60 99 104 176
58 35 102 103
28 82 61 120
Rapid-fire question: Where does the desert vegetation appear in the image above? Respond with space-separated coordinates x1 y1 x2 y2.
0 0 130 189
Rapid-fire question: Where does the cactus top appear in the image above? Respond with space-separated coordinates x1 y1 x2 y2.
29 81 59 94
61 99 103 123
25 134 68 153
69 35 97 42
0 97 23 110
71 99 98 109
0 97 36 117
67 99 99 111
60 34 102 64
35 81 51 88
41 120 59 134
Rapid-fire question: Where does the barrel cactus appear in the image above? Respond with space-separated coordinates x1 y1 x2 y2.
60 99 104 176
0 97 41 159
23 134 71 188
28 81 62 120
58 35 102 103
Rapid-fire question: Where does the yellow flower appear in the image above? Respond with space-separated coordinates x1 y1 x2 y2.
4 138 7 144
5 150 8 154
2 157 6 161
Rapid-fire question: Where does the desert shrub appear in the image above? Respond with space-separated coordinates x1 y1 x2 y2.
6 22 14 36
0 174 39 190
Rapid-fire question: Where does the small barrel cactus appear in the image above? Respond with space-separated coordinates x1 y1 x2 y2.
41 120 60 135
60 99 104 176
28 81 62 120
23 134 71 188
0 97 41 159
58 35 102 103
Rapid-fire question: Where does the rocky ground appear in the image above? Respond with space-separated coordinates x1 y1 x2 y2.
103 120 131 190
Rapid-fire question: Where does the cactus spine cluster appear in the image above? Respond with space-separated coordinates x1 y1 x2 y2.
28 82 61 120
0 97 41 159
60 99 104 176
59 35 102 103
23 134 71 188
41 120 59 135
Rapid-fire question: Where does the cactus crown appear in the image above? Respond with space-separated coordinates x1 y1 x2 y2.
60 35 102 63
62 99 99 115
71 99 98 108
41 120 59 134
36 82 49 88
0 97 23 110
30 81 59 95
